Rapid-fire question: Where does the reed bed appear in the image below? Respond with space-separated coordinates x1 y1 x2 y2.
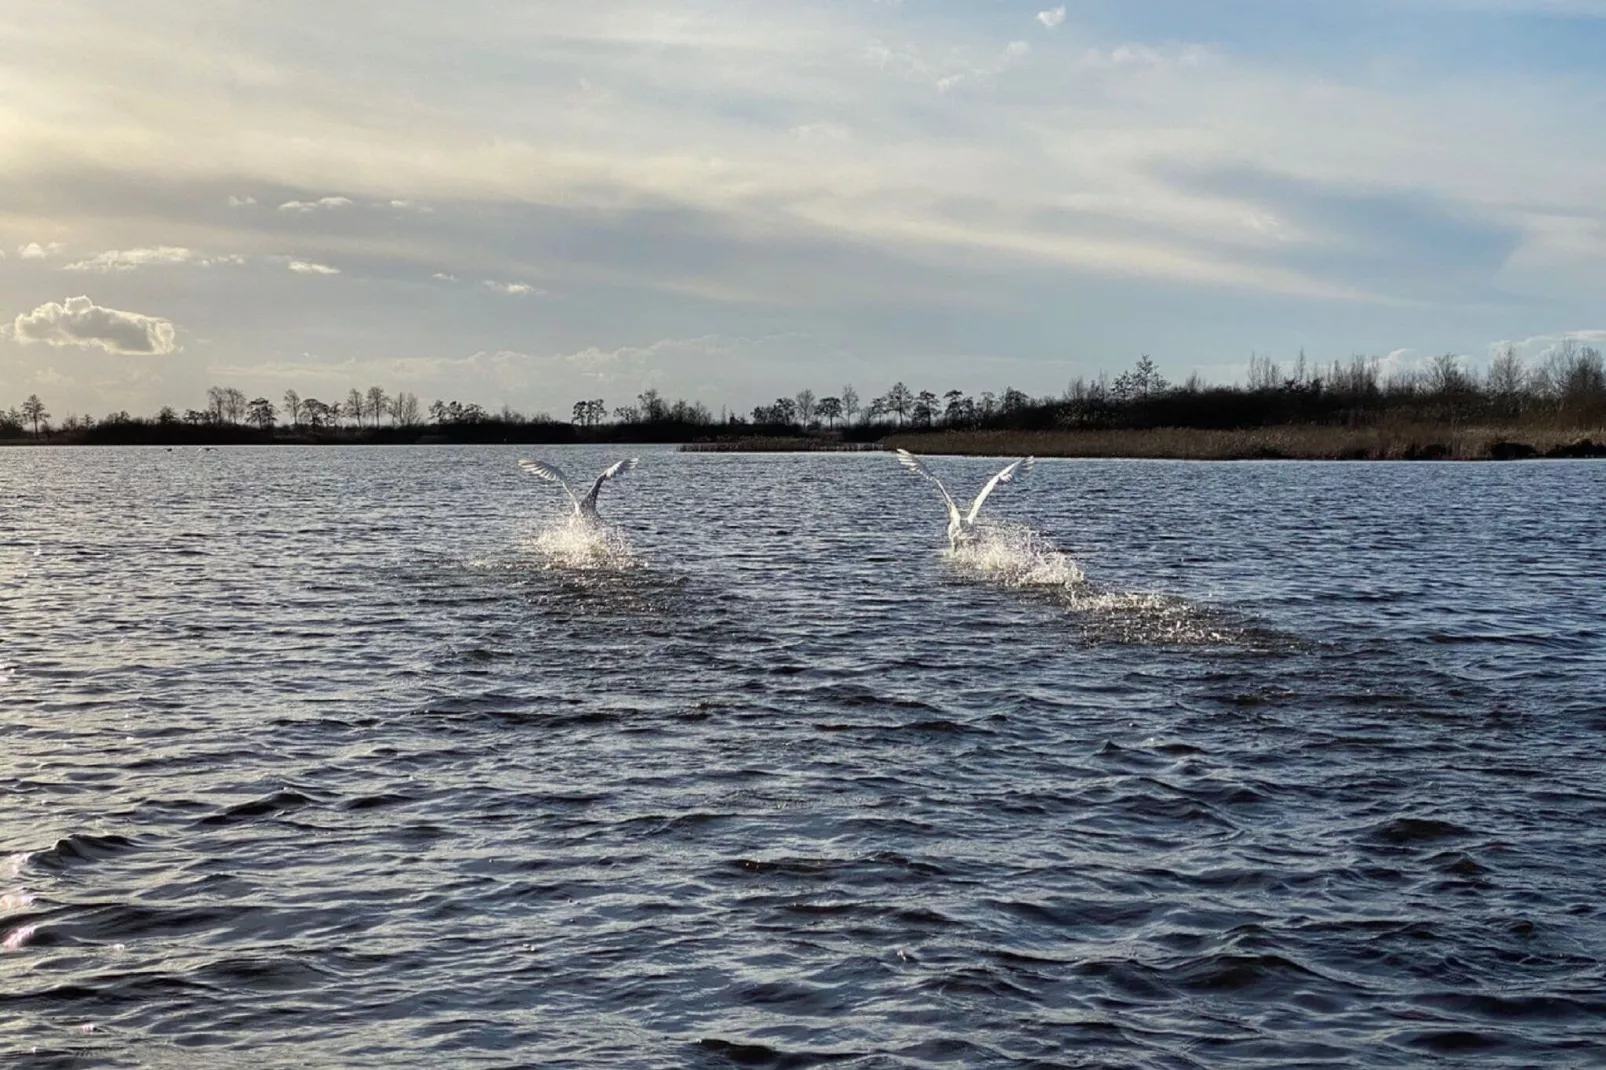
883 425 1606 461
680 437 880 452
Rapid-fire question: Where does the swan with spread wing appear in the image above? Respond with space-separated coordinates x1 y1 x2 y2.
518 457 639 521
895 448 1035 550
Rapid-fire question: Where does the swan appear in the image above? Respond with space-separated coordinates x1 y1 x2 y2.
518 457 639 521
895 448 1034 549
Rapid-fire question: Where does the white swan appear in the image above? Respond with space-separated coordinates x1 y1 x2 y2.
518 457 639 521
895 448 1034 549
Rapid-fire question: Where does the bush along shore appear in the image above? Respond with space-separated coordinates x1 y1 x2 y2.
5 346 1606 459
882 425 1606 461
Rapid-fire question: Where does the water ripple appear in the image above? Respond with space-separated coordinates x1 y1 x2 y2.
1 447 1603 1066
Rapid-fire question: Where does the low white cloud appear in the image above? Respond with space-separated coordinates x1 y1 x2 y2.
11 295 178 355
278 196 354 212
385 199 433 212
1491 329 1606 363
17 242 65 260
227 194 257 207
431 272 458 281
63 246 195 272
287 259 340 274
1037 6 1066 29
483 279 538 295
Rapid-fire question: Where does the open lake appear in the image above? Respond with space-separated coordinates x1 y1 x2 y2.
2 446 1603 1067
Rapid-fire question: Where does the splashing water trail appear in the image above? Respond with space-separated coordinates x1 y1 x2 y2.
527 515 640 571
946 522 1085 588
946 525 1255 646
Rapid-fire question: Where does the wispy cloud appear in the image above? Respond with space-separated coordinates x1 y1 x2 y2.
63 246 195 271
17 242 65 260
278 196 354 212
431 272 458 282
11 295 178 355
482 280 539 295
287 259 340 275
1037 6 1066 29
227 194 257 207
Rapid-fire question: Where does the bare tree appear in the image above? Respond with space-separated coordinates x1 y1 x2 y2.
391 391 421 427
205 386 227 424
794 389 816 426
283 389 302 427
841 384 860 425
1485 345 1524 417
366 385 390 426
224 387 248 424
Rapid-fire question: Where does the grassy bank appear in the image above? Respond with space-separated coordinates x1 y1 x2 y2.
884 425 1606 461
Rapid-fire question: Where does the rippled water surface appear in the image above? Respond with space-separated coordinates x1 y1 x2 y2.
3 446 1604 1068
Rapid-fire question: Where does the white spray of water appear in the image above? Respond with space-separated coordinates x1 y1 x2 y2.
945 524 1248 645
526 515 640 572
945 522 1085 588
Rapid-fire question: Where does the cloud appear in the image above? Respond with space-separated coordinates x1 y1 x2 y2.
227 194 257 207
482 280 538 295
431 272 458 281
63 246 195 271
1491 329 1606 363
287 259 340 275
1037 7 1066 29
11 296 178 355
17 242 64 259
278 196 354 212
385 199 433 212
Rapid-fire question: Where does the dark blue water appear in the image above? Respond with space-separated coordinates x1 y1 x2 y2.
2 447 1603 1068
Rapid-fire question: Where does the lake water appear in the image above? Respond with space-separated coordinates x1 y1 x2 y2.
2 446 1603 1068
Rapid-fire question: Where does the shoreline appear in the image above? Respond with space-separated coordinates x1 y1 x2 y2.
4 424 1605 460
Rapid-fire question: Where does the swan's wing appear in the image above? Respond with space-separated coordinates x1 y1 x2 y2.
895 449 962 527
964 456 1034 523
582 457 639 509
518 458 581 508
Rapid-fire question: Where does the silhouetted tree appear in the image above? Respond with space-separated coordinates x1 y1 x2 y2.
816 395 842 427
282 389 302 427
366 386 390 426
637 389 668 422
391 392 421 427
21 395 47 438
795 389 816 426
247 397 277 430
841 384 860 425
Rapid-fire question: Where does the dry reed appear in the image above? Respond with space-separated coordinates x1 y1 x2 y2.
883 425 1606 461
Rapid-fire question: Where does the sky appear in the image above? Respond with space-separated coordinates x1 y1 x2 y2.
1 0 1603 420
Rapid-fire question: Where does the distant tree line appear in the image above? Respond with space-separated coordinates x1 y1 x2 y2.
4 342 1603 445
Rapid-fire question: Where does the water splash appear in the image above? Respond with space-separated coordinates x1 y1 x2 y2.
526 515 641 572
946 522 1085 588
945 525 1263 646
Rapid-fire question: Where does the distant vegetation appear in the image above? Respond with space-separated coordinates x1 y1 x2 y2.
4 343 1604 459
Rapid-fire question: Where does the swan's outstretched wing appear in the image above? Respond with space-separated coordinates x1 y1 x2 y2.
964 456 1034 523
581 457 639 511
895 449 962 528
518 458 581 509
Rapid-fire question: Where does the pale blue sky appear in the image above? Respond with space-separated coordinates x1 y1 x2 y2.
1 0 1601 418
